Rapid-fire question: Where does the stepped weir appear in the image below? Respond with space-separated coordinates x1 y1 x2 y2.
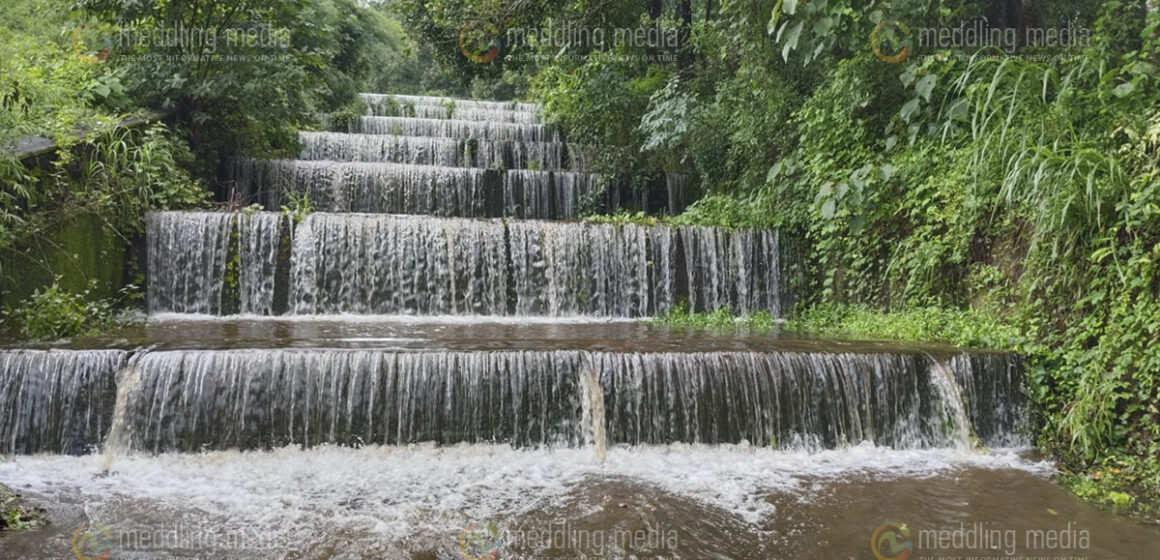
3 92 1029 455
0 93 1056 560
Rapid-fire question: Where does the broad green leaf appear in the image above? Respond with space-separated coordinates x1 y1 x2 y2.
1113 82 1136 98
900 66 917 87
821 199 836 219
782 22 804 62
767 161 784 182
813 16 834 36
900 98 921 122
915 74 937 102
850 215 865 235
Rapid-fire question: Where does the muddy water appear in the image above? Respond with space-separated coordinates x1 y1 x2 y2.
1 445 1157 559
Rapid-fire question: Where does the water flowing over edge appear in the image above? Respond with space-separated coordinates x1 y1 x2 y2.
230 159 601 218
147 211 786 317
0 348 1027 455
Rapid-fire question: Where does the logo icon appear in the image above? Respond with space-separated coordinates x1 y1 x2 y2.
459 522 502 560
72 23 113 63
459 21 501 63
872 522 913 560
871 22 912 63
72 524 115 560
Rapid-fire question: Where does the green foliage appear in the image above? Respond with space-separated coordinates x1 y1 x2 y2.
76 0 409 167
1 278 127 340
583 210 662 227
768 1 1160 511
535 52 672 175
503 0 1160 511
280 190 314 224
1 484 45 532
654 302 777 331
1 122 208 253
785 304 1028 350
0 0 123 149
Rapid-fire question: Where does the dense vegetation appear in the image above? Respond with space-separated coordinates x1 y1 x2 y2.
399 0 1160 514
0 0 454 334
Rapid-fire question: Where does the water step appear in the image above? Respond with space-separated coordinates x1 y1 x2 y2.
360 93 541 123
0 346 1026 455
354 116 560 143
231 160 602 218
145 211 786 317
297 131 587 171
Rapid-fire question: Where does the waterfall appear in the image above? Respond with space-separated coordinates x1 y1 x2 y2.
3 94 1032 482
597 351 987 450
289 214 511 315
502 170 601 219
355 117 561 143
581 365 607 463
361 94 541 121
0 350 124 455
298 131 574 171
232 160 492 216
118 350 587 452
238 212 285 315
146 212 785 317
927 356 976 449
0 348 1026 454
299 132 468 167
147 212 284 315
950 353 1028 446
233 161 600 218
146 212 235 314
509 221 652 316
681 226 781 316
100 362 142 471
665 173 687 215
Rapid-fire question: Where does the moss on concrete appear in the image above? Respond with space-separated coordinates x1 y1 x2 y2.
0 212 129 308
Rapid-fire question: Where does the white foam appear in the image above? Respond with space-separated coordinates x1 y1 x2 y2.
0 444 1052 547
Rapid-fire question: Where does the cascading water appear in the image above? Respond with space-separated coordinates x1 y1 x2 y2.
0 348 1024 454
0 94 1054 559
361 93 541 122
232 161 598 217
503 170 600 219
237 212 285 315
146 211 285 315
233 160 493 216
146 212 235 315
146 212 785 317
0 350 124 455
950 352 1028 446
290 214 510 315
299 131 468 167
297 131 579 171
355 116 560 143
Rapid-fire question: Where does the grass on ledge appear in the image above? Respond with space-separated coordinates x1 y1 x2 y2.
652 303 777 330
783 304 1026 350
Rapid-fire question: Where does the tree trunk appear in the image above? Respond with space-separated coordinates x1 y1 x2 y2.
649 0 662 20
